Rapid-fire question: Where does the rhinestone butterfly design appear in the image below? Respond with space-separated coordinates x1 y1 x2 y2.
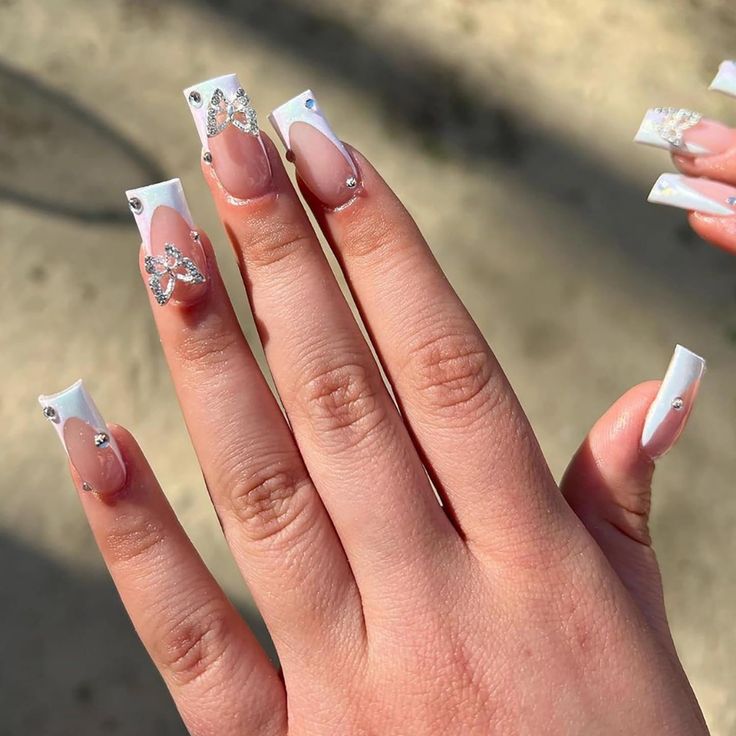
654 107 702 149
206 87 259 137
145 239 205 306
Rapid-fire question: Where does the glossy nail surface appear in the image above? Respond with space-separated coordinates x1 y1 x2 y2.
183 74 272 200
634 108 736 156
641 345 706 459
647 174 736 216
126 179 207 306
269 90 360 209
709 60 736 98
39 380 126 494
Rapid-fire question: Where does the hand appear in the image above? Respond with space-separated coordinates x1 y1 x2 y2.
637 60 736 255
40 76 709 735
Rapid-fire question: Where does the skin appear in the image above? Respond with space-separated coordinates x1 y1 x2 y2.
67 134 709 735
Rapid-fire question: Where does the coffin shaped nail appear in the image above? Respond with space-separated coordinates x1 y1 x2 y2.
641 345 705 459
647 174 736 216
39 380 126 494
709 60 736 98
634 108 736 156
125 178 207 306
183 73 272 200
269 90 360 208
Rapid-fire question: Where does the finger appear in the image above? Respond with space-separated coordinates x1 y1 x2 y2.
184 76 460 601
560 345 705 643
646 173 736 253
270 92 571 559
38 381 286 736
633 107 736 185
126 179 363 665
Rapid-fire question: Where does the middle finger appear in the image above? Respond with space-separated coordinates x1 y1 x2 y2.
183 74 461 602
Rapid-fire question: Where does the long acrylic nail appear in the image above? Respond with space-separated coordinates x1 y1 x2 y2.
641 345 705 459
647 174 736 216
634 108 736 156
709 60 736 98
269 90 360 209
39 380 126 495
183 74 272 200
126 178 207 306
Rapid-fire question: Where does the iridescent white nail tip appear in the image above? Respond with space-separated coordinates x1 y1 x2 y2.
268 89 357 175
125 178 194 255
634 108 707 154
647 174 736 216
709 60 736 98
641 345 706 459
38 379 123 465
183 73 259 150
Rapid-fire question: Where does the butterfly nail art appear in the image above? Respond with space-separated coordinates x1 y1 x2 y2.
206 87 259 137
145 239 206 306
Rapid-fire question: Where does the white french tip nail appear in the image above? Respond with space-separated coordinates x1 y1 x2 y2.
634 108 709 155
183 73 260 151
709 60 736 98
125 178 194 255
641 345 706 459
38 380 124 468
647 173 736 216
268 89 357 175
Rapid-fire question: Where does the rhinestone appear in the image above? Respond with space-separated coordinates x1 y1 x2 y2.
94 431 110 448
42 406 57 420
188 90 202 107
728 197 736 206
305 98 316 109
128 197 143 214
671 397 684 410
190 231 201 242
346 176 357 189
202 151 212 163
82 482 93 492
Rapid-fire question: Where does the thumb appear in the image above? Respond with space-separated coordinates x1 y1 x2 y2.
561 346 705 644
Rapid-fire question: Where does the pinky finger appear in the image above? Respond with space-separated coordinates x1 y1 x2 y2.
38 381 286 736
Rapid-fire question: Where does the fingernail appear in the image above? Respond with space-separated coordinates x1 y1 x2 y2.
634 108 736 156
641 345 706 459
39 380 126 495
269 90 360 209
126 178 207 306
183 74 272 200
709 60 736 98
647 174 736 216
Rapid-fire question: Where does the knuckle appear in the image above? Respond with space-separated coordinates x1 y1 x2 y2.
104 516 166 567
245 217 314 269
173 320 242 374
154 599 232 686
406 330 498 418
298 359 387 449
225 455 314 545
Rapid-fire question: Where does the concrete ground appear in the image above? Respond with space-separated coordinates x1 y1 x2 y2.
1 0 735 733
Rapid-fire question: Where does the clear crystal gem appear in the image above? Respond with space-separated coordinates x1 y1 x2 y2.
202 151 212 163
42 406 57 420
188 90 202 107
727 197 736 206
82 482 93 492
671 397 684 410
346 176 357 188
128 197 143 214
94 432 110 448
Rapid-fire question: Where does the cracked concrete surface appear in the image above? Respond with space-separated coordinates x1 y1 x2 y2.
1 0 735 733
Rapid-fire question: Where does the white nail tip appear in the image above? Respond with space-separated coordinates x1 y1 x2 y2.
647 174 735 216
641 345 706 459
709 60 736 98
38 379 123 464
125 178 193 255
634 108 709 155
183 73 257 150
268 89 356 175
